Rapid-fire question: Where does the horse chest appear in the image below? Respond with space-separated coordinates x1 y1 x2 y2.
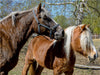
0 52 18 72
33 50 55 69
53 55 75 72
0 37 19 72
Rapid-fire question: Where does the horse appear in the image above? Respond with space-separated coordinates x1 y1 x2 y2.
22 24 98 75
0 3 64 75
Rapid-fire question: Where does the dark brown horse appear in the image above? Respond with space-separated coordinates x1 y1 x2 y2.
0 3 64 75
22 24 98 75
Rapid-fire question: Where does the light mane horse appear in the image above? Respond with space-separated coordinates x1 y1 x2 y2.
0 3 64 75
65 24 98 61
22 24 98 75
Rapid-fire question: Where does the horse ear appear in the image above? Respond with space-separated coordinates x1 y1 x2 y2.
43 4 45 8
87 24 90 28
81 24 86 30
37 3 41 14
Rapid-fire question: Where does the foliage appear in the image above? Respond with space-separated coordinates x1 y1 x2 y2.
82 16 100 34
54 15 69 29
82 0 100 34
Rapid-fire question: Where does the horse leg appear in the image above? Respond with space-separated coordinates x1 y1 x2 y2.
29 60 37 75
35 65 44 75
64 70 74 75
0 53 7 69
0 72 5 75
22 61 30 75
53 72 60 75
53 68 62 75
0 71 8 75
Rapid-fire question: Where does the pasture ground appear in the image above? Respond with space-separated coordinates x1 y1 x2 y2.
9 38 100 75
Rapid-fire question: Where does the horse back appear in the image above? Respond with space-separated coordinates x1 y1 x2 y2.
28 35 56 69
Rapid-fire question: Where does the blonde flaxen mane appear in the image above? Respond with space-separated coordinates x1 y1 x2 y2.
64 26 77 60
64 24 97 60
80 25 93 51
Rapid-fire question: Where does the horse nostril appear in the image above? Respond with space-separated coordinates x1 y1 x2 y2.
88 56 91 60
94 54 96 59
94 54 98 59
55 33 59 36
88 56 94 62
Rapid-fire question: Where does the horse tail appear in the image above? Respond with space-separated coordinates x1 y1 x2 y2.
29 60 37 75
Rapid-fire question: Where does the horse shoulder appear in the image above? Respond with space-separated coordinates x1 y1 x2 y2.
30 36 54 56
29 36 55 67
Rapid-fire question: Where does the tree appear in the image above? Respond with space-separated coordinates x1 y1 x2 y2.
0 0 39 19
45 0 100 34
82 0 100 34
54 15 69 29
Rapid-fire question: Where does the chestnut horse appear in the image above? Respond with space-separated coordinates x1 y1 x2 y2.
22 24 98 75
0 3 64 75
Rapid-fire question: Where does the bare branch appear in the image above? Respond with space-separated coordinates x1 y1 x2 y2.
88 5 100 17
45 2 75 5
75 64 100 70
73 5 77 18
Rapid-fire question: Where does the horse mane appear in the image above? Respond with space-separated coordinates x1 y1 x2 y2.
79 25 93 51
0 8 33 26
64 26 77 60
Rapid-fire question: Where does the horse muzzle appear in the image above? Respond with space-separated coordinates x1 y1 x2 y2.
88 54 98 62
54 30 64 40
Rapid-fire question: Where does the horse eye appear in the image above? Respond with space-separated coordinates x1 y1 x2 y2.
43 15 47 20
43 15 51 22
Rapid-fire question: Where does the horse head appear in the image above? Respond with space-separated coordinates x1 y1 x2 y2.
71 24 98 62
32 3 64 40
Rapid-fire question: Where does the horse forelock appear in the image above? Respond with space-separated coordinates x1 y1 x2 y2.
78 24 85 27
80 27 93 51
64 26 77 60
40 8 50 20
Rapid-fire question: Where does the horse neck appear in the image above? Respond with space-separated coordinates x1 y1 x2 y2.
1 11 35 53
14 12 34 50
0 10 38 60
62 37 75 63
